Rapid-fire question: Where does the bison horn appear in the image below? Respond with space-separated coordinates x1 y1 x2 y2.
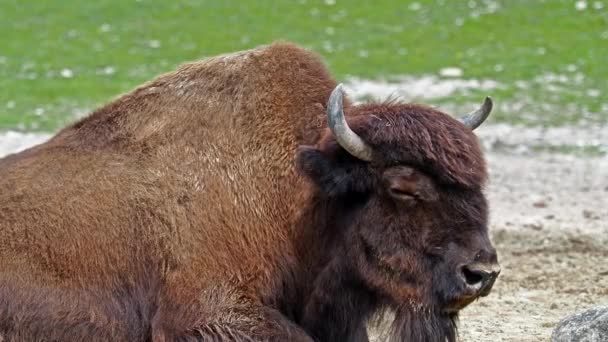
460 97 493 130
327 84 373 162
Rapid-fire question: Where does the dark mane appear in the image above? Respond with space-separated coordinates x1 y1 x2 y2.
371 307 458 342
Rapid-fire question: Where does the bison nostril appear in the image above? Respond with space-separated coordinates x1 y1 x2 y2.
461 265 486 287
459 263 500 292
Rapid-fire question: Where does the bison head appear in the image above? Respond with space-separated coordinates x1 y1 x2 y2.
296 85 499 341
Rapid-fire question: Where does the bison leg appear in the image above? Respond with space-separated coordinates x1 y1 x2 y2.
1 277 313 342
155 305 314 341
152 292 314 342
0 276 155 341
181 315 313 342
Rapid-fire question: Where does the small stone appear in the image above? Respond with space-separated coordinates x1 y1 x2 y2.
60 68 74 78
409 2 421 11
550 303 558 309
439 67 463 77
582 210 599 220
575 1 588 11
524 222 543 230
99 23 111 32
148 40 161 49
533 200 548 208
552 306 608 342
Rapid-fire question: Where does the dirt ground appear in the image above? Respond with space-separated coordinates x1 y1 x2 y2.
371 151 608 341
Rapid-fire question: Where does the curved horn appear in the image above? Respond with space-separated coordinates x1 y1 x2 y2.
326 84 373 161
460 97 493 130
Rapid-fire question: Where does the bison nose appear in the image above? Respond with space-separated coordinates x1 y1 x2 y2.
459 262 501 296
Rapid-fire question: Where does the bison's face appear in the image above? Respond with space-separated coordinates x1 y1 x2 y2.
297 150 500 315
354 164 499 313
296 84 500 340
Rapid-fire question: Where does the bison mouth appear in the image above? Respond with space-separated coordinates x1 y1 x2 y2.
442 294 478 314
438 284 489 315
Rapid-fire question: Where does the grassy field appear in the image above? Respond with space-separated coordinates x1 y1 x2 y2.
1 0 607 131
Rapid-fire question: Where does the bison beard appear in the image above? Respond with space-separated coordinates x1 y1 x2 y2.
0 42 498 341
383 308 458 342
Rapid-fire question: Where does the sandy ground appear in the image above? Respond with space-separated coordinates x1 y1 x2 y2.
451 152 608 342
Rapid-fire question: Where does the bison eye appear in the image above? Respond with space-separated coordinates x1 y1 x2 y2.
382 166 439 203
387 186 416 202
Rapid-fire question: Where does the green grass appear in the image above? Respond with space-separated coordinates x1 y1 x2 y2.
1 0 607 131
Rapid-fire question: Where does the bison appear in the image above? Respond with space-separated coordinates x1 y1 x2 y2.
0 42 500 341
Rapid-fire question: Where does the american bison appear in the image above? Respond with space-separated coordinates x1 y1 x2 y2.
0 42 499 341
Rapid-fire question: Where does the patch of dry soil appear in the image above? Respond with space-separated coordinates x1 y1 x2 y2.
371 152 608 341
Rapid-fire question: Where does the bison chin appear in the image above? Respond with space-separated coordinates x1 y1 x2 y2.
371 306 458 342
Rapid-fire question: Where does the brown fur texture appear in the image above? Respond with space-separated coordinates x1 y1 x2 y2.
0 42 497 341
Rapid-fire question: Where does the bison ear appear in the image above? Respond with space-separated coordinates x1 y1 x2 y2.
295 145 373 196
382 166 439 202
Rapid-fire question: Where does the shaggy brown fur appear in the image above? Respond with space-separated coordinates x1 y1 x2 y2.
0 42 497 341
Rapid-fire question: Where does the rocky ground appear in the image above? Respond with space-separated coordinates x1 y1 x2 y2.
454 152 607 342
